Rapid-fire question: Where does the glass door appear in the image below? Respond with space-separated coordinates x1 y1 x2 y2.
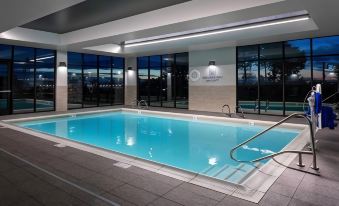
0 62 11 115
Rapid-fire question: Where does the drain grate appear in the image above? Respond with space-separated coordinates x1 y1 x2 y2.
113 162 131 169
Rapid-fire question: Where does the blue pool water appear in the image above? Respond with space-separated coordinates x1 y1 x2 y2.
16 111 300 184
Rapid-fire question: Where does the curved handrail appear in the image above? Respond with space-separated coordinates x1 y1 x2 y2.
236 105 245 118
230 113 318 170
137 100 148 109
232 106 245 118
222 104 231 117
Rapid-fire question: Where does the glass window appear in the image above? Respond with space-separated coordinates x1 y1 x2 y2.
0 44 12 59
68 65 83 109
138 68 148 102
260 42 283 59
137 53 188 109
137 57 148 68
238 45 258 61
149 66 161 107
68 52 82 65
150 55 161 67
237 61 258 113
285 39 311 58
113 57 124 68
112 68 124 105
149 56 161 107
162 55 174 67
313 56 339 103
99 67 112 106
35 49 55 111
14 46 34 62
83 66 98 107
99 56 111 67
68 52 125 109
259 60 283 115
284 58 311 114
83 54 97 66
313 36 339 56
13 46 35 113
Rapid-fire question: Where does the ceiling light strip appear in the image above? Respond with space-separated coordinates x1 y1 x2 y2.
124 15 310 48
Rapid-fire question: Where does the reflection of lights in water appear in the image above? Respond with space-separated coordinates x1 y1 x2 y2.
168 129 173 135
127 137 135 146
148 148 153 158
242 145 274 155
208 157 217 166
116 136 121 145
69 126 75 133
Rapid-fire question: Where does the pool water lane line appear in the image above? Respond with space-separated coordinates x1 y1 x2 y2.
0 147 120 206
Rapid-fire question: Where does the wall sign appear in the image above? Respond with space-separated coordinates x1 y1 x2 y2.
189 69 201 81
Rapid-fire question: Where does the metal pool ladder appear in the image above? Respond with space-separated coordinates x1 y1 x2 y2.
230 113 319 170
137 100 149 110
222 104 245 118
131 99 149 110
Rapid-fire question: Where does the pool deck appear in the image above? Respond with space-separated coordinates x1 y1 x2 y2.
0 106 338 206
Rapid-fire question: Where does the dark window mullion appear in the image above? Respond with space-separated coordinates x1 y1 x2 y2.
33 48 37 112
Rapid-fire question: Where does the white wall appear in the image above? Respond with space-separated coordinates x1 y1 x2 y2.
189 47 237 112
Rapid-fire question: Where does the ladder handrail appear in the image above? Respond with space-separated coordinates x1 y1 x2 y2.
222 104 231 117
236 105 245 118
137 100 149 109
230 113 318 170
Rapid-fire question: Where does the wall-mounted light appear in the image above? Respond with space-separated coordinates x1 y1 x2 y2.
208 60 217 76
58 62 67 68
127 66 133 71
208 61 216 66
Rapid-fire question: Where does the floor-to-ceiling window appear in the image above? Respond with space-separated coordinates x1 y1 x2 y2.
0 44 56 115
137 52 188 109
67 52 125 109
237 45 259 113
237 35 339 116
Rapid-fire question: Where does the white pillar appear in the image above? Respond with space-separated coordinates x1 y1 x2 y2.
125 57 137 105
56 50 68 112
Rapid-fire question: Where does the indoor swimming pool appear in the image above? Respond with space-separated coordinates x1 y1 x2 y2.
11 110 302 184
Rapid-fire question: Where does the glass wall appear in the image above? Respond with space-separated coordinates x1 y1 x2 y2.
67 52 124 109
237 36 339 116
0 45 56 115
137 52 188 109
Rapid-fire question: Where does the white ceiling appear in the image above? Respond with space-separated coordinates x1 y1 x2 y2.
0 0 339 57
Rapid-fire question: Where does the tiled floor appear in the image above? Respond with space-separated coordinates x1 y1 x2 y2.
0 106 338 206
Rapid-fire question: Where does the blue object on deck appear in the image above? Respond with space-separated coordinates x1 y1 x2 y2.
315 92 322 114
321 106 337 129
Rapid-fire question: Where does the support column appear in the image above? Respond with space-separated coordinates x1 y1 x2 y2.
56 50 68 112
125 57 137 106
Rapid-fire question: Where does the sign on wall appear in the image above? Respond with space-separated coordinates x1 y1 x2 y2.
189 64 236 86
